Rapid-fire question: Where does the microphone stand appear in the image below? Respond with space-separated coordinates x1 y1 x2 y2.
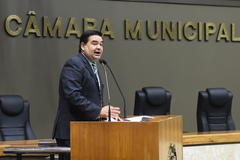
105 64 127 120
100 62 111 122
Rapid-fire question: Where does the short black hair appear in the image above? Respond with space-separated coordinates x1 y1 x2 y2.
79 30 102 53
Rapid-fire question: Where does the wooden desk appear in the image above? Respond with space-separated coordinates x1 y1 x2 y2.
0 139 40 156
0 139 70 160
183 131 240 160
3 147 70 160
183 130 240 146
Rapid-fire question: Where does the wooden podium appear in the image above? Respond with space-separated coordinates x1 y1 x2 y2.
70 115 182 160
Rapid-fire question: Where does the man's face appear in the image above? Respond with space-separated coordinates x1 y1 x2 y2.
81 35 103 63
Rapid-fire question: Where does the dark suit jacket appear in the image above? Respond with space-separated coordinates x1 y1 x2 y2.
52 53 104 140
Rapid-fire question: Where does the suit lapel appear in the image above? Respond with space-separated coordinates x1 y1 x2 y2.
78 54 95 77
78 54 100 91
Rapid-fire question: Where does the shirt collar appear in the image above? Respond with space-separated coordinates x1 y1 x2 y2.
81 52 96 66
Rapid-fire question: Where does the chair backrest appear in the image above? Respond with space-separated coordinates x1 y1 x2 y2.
0 95 36 141
197 88 235 132
134 87 171 115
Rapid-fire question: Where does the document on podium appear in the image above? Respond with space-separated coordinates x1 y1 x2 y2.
125 116 154 122
105 116 154 122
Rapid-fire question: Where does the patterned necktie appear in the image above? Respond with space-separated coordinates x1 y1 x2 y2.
92 63 98 75
92 63 101 90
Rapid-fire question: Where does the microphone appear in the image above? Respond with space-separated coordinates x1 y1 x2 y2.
100 59 127 120
99 59 111 121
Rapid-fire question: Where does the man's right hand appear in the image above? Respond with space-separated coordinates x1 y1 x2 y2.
99 105 123 121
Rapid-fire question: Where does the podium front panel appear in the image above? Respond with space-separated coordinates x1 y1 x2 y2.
71 115 182 160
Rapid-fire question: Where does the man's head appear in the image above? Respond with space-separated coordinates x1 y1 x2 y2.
79 30 103 63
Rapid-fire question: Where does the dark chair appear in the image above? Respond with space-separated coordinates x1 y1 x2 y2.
134 87 171 115
0 95 36 141
197 88 235 132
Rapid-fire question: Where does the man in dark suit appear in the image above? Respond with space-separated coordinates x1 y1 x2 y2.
52 30 122 160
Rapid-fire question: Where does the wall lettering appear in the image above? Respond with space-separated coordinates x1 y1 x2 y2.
4 11 240 42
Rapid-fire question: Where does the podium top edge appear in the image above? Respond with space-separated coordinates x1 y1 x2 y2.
70 115 182 124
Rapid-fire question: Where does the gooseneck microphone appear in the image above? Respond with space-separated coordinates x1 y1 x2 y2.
99 59 111 121
100 59 127 120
